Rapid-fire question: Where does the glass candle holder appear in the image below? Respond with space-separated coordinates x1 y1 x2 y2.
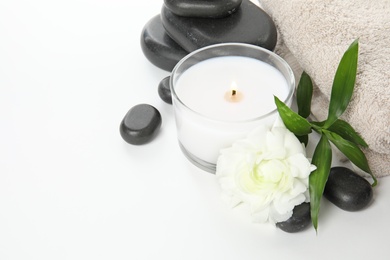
170 43 295 173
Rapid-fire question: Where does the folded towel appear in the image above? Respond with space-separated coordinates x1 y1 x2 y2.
259 0 390 177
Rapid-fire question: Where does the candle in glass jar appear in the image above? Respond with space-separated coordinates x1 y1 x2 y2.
175 56 288 121
171 44 294 173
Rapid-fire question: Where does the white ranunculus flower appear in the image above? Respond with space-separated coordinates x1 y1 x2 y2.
216 119 316 224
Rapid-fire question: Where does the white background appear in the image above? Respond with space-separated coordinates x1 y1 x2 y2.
1 0 389 259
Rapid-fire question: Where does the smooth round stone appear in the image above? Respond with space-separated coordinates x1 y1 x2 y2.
276 203 311 233
164 0 242 18
141 15 188 71
120 104 162 145
324 167 373 211
158 76 172 104
161 0 277 52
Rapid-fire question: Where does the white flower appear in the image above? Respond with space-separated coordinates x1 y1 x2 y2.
216 119 316 224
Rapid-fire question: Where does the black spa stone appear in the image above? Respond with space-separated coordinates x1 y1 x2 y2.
158 76 172 104
164 0 242 18
120 104 162 145
161 0 277 52
276 203 311 233
141 15 188 71
324 167 373 211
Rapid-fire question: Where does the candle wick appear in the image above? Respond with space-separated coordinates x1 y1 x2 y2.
225 88 243 103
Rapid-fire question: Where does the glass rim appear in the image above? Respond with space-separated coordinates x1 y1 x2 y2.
170 42 295 123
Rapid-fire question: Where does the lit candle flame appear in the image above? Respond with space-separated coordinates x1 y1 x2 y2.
225 81 243 102
231 81 238 96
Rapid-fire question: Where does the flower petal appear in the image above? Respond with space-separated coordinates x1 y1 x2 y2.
216 119 312 225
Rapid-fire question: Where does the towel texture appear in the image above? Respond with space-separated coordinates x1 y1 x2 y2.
259 0 390 177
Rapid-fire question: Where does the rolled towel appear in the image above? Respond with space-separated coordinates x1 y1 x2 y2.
259 0 390 177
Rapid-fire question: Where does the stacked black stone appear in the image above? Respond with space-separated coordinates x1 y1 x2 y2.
141 0 277 71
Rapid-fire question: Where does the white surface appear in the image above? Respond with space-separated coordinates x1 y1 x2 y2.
0 1 389 259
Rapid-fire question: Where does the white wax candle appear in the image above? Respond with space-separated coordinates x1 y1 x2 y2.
173 56 291 166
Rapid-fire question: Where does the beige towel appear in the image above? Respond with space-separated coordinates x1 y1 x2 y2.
259 0 390 178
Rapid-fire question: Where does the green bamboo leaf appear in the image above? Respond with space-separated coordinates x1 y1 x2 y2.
327 119 368 147
323 130 377 186
297 71 313 118
310 121 326 133
311 121 325 127
310 135 332 232
274 96 312 136
324 39 359 128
